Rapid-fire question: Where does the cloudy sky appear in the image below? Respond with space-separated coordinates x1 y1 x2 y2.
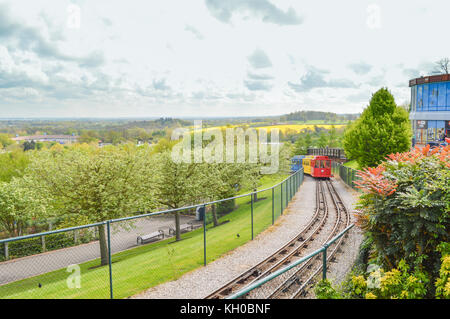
0 0 449 118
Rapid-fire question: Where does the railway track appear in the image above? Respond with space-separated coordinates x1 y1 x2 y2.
267 180 350 299
205 179 350 299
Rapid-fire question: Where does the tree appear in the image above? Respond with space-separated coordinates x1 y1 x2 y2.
26 144 156 266
317 132 328 148
343 88 411 168
153 151 206 241
0 149 30 182
0 178 47 237
23 140 36 151
434 58 449 74
0 134 13 149
78 130 99 144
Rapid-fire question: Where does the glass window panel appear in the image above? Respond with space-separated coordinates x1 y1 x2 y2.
412 86 417 112
447 82 450 111
429 83 438 109
427 121 436 142
437 121 445 141
423 84 429 111
417 85 423 111
438 83 446 108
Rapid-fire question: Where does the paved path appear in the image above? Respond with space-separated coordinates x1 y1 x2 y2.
0 215 198 285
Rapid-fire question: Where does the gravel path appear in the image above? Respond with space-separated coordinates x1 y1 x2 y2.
133 175 362 299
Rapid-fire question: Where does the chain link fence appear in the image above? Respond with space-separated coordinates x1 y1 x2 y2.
332 162 361 191
0 169 304 299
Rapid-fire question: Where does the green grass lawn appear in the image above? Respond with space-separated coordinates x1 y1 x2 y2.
343 159 360 170
0 174 294 299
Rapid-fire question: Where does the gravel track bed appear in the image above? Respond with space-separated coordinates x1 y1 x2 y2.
306 177 363 298
247 181 341 299
132 176 362 299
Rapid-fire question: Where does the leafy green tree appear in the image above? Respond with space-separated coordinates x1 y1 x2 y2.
0 178 48 237
0 134 13 149
26 144 157 265
78 130 99 144
328 125 339 147
0 150 30 182
343 88 411 168
153 151 206 241
23 140 36 151
317 132 328 148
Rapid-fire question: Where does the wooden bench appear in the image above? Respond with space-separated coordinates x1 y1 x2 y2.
168 222 201 236
137 230 164 245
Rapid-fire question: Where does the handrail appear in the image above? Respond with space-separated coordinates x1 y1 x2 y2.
227 223 354 299
0 168 304 244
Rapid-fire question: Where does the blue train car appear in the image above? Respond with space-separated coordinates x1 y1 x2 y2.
290 155 305 172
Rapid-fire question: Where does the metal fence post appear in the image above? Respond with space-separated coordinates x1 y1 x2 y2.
280 182 283 215
203 205 207 266
272 187 274 225
251 193 254 240
41 235 46 253
290 176 292 199
106 221 113 299
287 177 289 201
4 242 8 260
322 245 327 280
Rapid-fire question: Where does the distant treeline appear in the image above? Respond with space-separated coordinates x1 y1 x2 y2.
0 118 191 144
280 111 359 123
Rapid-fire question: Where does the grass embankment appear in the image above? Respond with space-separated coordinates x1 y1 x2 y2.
343 160 360 170
0 174 290 299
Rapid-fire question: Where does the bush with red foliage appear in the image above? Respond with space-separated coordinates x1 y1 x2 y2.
354 138 449 285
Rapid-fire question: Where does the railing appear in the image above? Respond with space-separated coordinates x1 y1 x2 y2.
0 168 304 299
307 148 346 159
332 162 360 191
227 224 355 299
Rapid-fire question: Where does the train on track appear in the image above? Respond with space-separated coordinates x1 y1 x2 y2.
291 155 332 179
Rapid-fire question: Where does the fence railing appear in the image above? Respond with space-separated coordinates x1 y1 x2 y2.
332 162 360 191
227 224 355 299
0 168 304 299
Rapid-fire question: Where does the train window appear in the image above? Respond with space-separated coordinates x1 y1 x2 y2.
320 161 325 168
325 161 330 168
315 161 319 168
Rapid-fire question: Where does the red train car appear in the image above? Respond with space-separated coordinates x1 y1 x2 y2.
301 155 332 179
311 156 331 178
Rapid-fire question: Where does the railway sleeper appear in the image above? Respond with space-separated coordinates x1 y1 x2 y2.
219 287 232 296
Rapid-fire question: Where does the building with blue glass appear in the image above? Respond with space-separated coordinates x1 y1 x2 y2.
409 74 450 145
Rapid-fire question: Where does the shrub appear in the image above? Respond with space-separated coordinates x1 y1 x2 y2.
314 280 341 299
354 141 450 283
435 243 450 299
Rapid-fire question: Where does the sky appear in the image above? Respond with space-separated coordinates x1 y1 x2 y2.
0 0 449 118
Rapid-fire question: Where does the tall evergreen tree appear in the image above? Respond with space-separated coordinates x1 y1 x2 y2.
343 88 411 168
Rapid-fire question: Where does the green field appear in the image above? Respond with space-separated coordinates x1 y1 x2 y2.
0 174 295 299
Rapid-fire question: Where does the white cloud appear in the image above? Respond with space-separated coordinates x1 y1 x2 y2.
0 0 448 117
